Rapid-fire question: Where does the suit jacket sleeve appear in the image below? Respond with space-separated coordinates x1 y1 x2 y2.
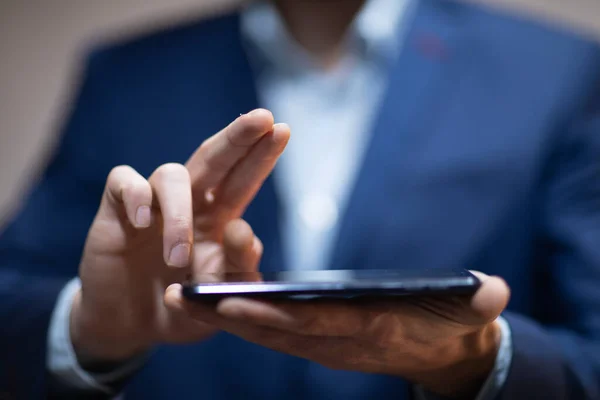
498 73 600 399
0 51 119 399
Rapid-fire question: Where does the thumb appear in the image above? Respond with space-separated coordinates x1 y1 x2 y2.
407 271 510 329
467 271 511 325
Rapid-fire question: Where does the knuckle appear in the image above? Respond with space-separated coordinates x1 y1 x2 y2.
224 129 249 148
193 214 221 235
368 314 402 347
105 166 147 204
203 155 230 173
197 140 211 156
167 215 193 239
172 214 192 228
154 163 188 181
107 165 133 185
118 182 135 199
119 179 150 200
199 144 231 171
196 140 224 168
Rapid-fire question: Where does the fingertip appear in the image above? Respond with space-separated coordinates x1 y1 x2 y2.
472 275 511 322
224 219 254 250
469 270 489 282
110 168 153 228
247 108 273 119
164 283 183 309
491 275 511 306
243 108 275 130
252 236 263 257
480 275 510 299
272 123 291 145
166 242 192 269
166 283 182 295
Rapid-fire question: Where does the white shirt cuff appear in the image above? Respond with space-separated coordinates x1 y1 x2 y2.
46 277 147 394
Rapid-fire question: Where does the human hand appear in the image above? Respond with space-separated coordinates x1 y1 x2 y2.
70 109 289 364
166 271 509 398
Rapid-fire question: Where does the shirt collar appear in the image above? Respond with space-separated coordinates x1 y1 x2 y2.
240 0 413 74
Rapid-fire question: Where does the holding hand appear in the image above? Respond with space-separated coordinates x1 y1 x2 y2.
166 271 510 398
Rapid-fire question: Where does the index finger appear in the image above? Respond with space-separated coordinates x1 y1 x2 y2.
187 109 274 195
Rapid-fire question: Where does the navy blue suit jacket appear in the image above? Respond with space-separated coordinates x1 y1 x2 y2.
2 1 600 398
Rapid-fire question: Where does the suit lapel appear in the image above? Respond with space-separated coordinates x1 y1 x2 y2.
224 0 473 275
329 0 471 271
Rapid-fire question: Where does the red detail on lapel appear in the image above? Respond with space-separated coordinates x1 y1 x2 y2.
414 32 449 61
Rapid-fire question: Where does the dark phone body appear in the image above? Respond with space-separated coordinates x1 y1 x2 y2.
181 269 481 302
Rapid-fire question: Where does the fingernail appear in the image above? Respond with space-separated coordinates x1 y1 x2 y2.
168 243 191 268
272 123 290 143
135 206 151 227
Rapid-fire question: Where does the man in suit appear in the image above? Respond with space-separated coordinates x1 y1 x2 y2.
1 0 600 398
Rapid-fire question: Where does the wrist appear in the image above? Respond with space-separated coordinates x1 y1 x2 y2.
70 289 152 367
411 320 502 398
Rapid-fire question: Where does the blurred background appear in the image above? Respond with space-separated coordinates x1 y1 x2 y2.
1 0 600 225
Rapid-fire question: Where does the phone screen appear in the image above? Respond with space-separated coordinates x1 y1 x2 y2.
182 269 480 301
191 268 475 284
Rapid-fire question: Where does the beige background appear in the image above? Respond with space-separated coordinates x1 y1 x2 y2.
1 0 599 223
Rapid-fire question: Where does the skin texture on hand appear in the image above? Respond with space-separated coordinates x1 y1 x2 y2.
165 271 509 398
70 109 290 363
68 105 507 397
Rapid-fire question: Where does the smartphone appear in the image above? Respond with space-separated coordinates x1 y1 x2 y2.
181 268 481 302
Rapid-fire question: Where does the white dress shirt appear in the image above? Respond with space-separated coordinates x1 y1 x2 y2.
47 0 512 398
242 0 410 272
